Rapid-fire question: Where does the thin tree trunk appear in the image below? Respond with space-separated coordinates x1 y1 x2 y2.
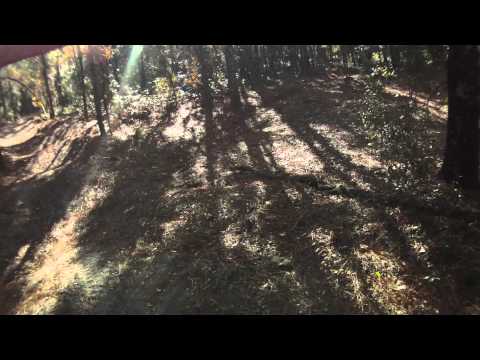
389 45 401 73
139 53 148 92
0 81 6 119
75 46 89 120
111 45 121 84
55 60 66 114
100 61 113 135
381 45 391 69
299 45 311 76
40 54 55 119
0 149 6 172
224 45 241 109
193 45 213 111
8 81 18 119
87 48 107 137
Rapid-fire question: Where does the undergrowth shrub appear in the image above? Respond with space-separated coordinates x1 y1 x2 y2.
359 76 437 191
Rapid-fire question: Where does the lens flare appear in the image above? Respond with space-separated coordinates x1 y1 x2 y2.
120 45 144 92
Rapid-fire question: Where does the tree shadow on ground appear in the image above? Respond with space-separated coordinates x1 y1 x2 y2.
10 73 478 314
0 117 99 314
45 77 426 313
251 76 480 313
0 114 99 313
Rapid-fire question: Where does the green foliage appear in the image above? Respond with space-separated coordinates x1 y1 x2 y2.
359 79 437 190
153 77 170 95
370 64 396 81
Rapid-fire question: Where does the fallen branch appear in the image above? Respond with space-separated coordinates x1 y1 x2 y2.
230 165 480 220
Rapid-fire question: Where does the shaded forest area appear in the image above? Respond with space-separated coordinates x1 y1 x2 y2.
1 45 480 314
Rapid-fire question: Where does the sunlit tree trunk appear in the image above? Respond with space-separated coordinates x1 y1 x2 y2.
100 60 113 134
40 54 55 119
441 45 480 188
75 46 89 120
55 59 67 114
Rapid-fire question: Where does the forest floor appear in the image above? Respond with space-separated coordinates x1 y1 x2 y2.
1 70 480 314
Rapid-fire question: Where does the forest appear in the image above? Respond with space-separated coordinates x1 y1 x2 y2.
0 45 479 314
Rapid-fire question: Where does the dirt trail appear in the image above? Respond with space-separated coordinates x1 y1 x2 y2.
2 74 479 314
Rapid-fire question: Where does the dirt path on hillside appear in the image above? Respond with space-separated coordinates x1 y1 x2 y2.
2 75 480 314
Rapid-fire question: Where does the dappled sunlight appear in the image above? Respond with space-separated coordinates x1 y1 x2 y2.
309 123 381 170
384 85 447 120
3 136 118 314
0 117 44 148
14 213 96 314
4 45 480 314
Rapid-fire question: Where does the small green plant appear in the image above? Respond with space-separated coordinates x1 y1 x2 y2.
153 77 170 95
370 64 396 81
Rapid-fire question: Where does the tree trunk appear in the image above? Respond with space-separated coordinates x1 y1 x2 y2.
239 45 252 84
381 45 391 69
299 45 311 76
428 45 447 68
389 45 401 73
193 45 213 111
111 45 121 84
223 45 241 110
19 88 35 115
55 60 67 114
326 45 333 63
289 45 299 75
0 81 7 119
139 53 148 92
100 61 113 134
87 48 107 137
441 45 480 188
8 82 17 119
0 149 6 172
75 46 89 120
40 54 55 119
406 45 424 73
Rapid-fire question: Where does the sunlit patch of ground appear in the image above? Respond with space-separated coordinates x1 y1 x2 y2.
6 138 117 314
310 124 382 170
0 116 44 148
384 85 447 120
242 91 325 176
27 120 97 178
